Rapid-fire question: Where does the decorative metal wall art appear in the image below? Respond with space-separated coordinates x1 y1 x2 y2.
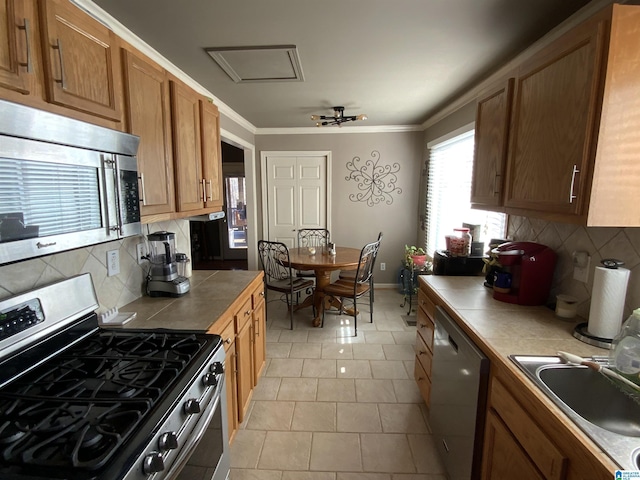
345 150 402 206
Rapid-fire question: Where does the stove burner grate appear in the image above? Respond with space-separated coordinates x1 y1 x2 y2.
0 328 212 474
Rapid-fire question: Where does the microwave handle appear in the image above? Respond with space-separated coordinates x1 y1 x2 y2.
102 155 121 235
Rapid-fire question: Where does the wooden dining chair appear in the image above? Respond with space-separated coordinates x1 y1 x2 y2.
322 238 381 336
257 240 315 330
339 232 383 302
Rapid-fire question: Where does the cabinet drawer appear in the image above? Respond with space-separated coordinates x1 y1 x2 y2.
491 378 567 480
416 307 435 351
252 283 265 309
414 359 431 406
417 288 435 320
415 332 432 377
218 319 236 352
234 296 253 331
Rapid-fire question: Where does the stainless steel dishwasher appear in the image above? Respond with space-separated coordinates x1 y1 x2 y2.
429 306 489 480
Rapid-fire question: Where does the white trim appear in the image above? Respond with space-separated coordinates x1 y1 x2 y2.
427 122 475 149
218 130 258 269
74 0 257 135
260 151 332 241
220 128 254 151
257 125 423 135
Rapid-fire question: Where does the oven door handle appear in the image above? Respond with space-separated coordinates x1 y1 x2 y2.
163 382 223 480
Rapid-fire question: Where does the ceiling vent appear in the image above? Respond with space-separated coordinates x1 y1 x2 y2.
204 45 304 83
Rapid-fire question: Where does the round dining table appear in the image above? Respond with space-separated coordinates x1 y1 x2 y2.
286 246 361 327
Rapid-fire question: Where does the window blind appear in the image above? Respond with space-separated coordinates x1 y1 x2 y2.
424 129 506 257
0 158 101 238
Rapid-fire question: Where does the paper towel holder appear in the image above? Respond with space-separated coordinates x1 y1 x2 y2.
573 258 625 348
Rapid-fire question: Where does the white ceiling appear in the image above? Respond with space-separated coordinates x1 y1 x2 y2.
89 0 593 129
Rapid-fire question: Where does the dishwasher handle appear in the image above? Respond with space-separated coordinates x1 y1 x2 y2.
448 335 458 353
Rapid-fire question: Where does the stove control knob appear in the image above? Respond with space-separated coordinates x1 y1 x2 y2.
184 398 201 414
143 451 165 474
210 362 224 375
202 372 218 387
158 431 178 451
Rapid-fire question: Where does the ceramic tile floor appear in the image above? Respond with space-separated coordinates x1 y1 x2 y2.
229 289 447 480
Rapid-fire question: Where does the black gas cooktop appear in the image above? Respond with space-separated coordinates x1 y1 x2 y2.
0 315 221 479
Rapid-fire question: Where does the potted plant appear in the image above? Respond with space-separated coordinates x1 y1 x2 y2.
405 245 427 267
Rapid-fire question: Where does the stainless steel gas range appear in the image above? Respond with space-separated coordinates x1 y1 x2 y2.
0 274 230 480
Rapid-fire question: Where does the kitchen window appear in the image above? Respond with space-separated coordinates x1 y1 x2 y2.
424 124 506 257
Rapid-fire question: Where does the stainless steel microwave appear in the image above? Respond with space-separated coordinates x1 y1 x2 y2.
0 100 141 265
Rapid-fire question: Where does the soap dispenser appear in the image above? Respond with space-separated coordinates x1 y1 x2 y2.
610 308 640 376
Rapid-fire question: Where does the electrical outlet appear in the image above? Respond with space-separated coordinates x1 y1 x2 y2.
573 253 591 283
136 243 146 265
107 250 120 277
380 262 386 271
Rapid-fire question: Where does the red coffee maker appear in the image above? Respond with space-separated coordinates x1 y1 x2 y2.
492 242 556 305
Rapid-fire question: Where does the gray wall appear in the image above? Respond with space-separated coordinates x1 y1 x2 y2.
256 131 424 284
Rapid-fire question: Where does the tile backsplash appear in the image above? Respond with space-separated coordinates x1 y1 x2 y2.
0 220 191 312
508 215 640 320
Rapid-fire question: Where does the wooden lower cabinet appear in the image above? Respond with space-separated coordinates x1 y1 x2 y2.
224 340 238 443
252 287 266 386
235 296 253 424
482 410 545 480
207 273 265 444
414 285 435 406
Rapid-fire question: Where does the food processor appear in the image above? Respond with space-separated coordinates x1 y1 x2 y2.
145 231 190 297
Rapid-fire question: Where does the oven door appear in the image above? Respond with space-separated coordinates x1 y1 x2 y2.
165 360 230 480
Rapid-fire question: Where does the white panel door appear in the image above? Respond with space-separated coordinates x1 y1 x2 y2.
265 154 327 248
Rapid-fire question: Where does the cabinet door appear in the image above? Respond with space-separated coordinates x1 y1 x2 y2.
225 340 238 443
38 0 122 121
0 0 31 94
471 78 513 209
200 99 223 210
482 410 545 480
252 295 266 386
504 17 607 218
170 80 204 212
122 49 175 217
235 319 253 423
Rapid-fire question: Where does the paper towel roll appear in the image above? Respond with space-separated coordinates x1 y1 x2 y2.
588 266 630 339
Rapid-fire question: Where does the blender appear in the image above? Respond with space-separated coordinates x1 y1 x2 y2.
146 231 190 297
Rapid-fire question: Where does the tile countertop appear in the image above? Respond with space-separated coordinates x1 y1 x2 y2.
419 275 607 360
119 270 262 331
419 274 620 473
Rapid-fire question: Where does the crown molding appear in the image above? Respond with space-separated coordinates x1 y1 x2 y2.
256 124 423 136
74 0 257 135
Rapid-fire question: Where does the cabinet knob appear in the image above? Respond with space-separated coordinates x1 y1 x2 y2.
245 310 252 317
225 337 232 344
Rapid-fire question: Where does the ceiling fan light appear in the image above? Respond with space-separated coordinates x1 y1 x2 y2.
357 114 368 121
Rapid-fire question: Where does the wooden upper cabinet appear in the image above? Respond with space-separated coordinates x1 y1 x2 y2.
503 11 607 220
200 99 224 210
170 79 204 212
471 78 513 210
0 0 32 94
122 48 175 217
38 0 122 121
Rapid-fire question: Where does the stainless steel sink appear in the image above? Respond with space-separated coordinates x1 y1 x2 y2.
510 355 640 471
